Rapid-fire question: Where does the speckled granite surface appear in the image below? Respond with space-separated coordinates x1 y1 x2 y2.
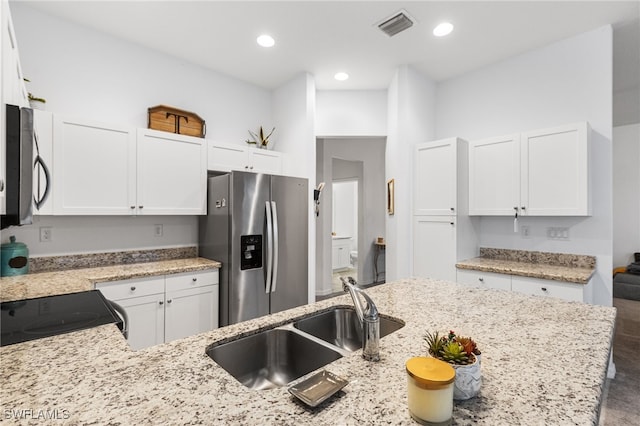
456 248 596 284
0 258 221 303
0 278 615 425
29 246 198 273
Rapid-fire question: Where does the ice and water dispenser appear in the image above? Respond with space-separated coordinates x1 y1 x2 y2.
240 235 262 270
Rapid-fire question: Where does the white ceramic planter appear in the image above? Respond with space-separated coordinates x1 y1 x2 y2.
29 100 45 110
452 355 481 400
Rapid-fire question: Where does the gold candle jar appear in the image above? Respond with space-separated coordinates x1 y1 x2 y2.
406 357 456 425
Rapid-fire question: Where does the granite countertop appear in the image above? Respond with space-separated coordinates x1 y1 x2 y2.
0 257 221 303
0 278 615 425
456 248 596 284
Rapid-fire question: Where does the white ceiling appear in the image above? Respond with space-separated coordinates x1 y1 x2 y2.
17 0 640 91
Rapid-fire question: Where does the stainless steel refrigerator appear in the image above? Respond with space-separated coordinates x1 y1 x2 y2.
199 171 308 326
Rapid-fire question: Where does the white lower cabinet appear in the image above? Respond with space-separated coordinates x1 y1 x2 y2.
456 268 591 303
456 269 512 291
332 238 351 271
414 217 458 282
96 269 219 350
511 276 590 303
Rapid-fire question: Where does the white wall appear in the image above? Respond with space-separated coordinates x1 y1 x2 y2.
613 123 640 267
436 26 613 307
3 216 196 256
316 90 387 137
386 66 437 281
272 72 316 302
11 3 272 142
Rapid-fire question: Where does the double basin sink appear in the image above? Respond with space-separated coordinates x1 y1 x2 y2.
206 306 404 390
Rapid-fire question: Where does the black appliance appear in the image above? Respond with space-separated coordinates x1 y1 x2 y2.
0 290 126 347
1 104 50 229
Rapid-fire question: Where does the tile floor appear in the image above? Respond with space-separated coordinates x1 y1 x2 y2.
600 297 640 424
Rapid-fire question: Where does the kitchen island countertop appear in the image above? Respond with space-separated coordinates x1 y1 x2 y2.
0 278 615 425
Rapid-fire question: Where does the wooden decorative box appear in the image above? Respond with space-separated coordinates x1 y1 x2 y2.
147 105 206 138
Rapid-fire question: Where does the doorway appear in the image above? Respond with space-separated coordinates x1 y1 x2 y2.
331 178 359 293
315 137 386 298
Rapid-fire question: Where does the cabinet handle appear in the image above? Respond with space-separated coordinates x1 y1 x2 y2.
130 286 136 291
521 206 526 211
450 222 454 225
478 277 484 282
450 207 454 211
541 287 547 292
249 166 254 170
167 299 172 304
130 206 135 209
159 301 164 305
0 180 4 191
192 277 197 282
139 205 144 209
245 165 249 169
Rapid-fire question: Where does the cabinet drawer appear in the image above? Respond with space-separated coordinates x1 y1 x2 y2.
165 269 219 292
511 276 585 302
456 269 511 291
95 276 165 301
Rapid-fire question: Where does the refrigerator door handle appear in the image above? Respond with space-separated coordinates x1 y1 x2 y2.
271 201 279 293
265 201 273 294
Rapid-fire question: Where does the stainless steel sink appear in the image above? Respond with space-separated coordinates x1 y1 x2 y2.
293 306 405 351
206 328 343 390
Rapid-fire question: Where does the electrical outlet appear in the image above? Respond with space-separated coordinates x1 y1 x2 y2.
521 225 531 238
546 227 570 240
154 224 163 237
39 227 52 242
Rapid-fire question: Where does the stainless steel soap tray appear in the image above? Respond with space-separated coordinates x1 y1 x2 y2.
288 370 348 407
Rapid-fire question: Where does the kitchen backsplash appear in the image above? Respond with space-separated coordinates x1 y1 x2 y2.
29 246 198 273
479 247 596 269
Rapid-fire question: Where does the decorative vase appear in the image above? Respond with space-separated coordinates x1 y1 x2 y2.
451 354 481 400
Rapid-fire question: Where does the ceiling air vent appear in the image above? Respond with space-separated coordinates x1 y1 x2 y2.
377 10 415 37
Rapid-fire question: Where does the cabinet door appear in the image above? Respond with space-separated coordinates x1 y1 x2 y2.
53 117 136 215
137 129 206 215
414 139 457 215
521 123 590 216
32 110 53 215
469 134 520 215
248 149 282 175
511 276 586 303
456 269 511 291
116 293 165 351
164 285 218 343
413 216 457 282
207 141 248 172
332 239 351 271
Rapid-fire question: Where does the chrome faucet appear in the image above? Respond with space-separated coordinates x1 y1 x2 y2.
340 277 380 362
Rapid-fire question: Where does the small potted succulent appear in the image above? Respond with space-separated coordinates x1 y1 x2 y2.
424 330 482 400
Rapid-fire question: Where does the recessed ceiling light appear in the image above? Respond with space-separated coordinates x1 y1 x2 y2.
334 72 349 81
433 22 454 37
257 34 275 48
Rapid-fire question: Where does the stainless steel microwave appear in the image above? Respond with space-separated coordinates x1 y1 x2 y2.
1 104 50 230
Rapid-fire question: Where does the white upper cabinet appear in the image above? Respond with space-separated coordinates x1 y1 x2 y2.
53 116 136 215
53 117 206 215
207 141 282 175
137 129 206 215
468 133 521 216
469 123 590 216
1 2 28 108
414 138 462 215
520 123 590 216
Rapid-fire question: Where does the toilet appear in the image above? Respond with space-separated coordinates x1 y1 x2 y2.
350 251 358 269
